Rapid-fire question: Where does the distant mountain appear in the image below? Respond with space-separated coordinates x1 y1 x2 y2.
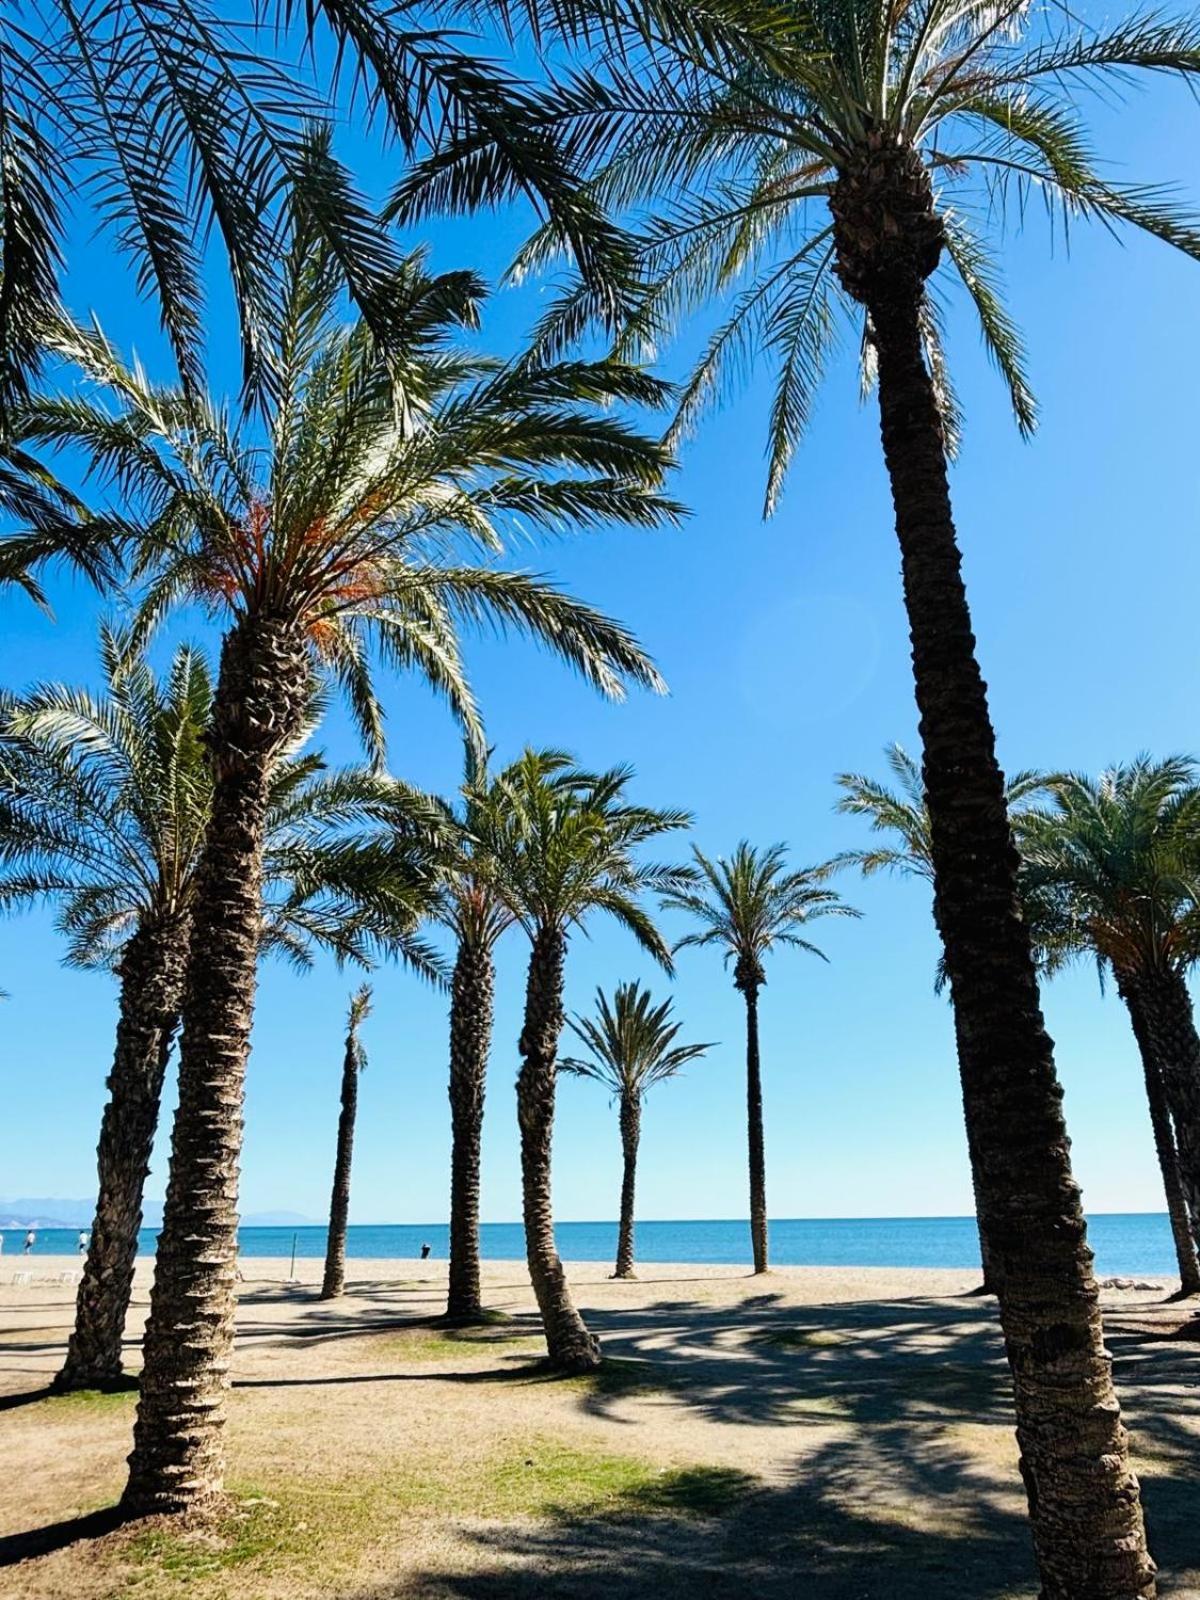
0 1197 164 1229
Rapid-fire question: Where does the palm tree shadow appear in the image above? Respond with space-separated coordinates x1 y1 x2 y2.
0 1506 129 1568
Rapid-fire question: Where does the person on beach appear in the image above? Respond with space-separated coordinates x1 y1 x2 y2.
78 1230 89 1254
23 1229 35 1254
420 1243 431 1260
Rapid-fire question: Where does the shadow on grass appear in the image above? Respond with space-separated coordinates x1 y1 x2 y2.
0 1505 129 1568
357 1427 1041 1600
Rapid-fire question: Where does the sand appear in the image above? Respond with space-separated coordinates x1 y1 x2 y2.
1 1256 1197 1599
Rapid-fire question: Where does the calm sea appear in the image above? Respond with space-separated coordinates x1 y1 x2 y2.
0 1213 1179 1276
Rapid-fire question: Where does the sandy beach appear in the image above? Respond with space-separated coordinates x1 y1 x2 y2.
1 1256 1197 1598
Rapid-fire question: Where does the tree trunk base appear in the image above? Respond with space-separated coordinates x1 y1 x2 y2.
317 1288 342 1302
440 1307 495 1328
120 1481 233 1522
965 1282 997 1298
610 1269 637 1281
51 1364 138 1395
1167 1284 1200 1303
546 1334 603 1375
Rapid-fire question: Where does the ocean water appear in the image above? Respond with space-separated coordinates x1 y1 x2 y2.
0 1212 1179 1276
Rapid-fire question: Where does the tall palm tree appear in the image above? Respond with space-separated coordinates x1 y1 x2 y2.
471 750 690 1369
835 743 1052 1293
21 226 678 1513
430 756 518 1325
562 980 711 1278
1020 758 1200 1298
321 985 374 1300
0 628 442 1392
661 843 856 1273
407 4 1200 1584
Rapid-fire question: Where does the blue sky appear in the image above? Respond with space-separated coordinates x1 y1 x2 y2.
1 38 1198 1226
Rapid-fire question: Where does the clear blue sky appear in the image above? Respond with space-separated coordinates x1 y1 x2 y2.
1 36 1198 1226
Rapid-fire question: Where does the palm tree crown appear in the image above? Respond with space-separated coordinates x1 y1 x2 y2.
474 749 692 955
448 0 1200 512
836 742 1047 884
0 627 443 973
1019 756 1200 983
562 980 712 1100
662 841 857 991
15 220 682 763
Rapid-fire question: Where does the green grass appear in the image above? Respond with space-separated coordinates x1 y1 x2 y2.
39 1384 139 1414
751 1327 845 1350
557 1356 679 1398
373 1319 545 1362
113 1443 758 1594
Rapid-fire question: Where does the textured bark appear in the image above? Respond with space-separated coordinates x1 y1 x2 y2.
831 135 1155 1600
517 926 601 1370
954 1008 1001 1296
738 975 769 1274
614 1092 640 1279
320 1025 362 1300
123 614 310 1517
54 912 189 1392
446 938 494 1323
1120 969 1200 1276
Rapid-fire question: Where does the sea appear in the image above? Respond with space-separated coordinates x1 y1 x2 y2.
0 1213 1180 1276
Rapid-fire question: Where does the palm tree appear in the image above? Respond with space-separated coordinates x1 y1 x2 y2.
430 756 518 1325
0 628 442 1393
835 743 1050 1293
471 750 690 1369
407 4 1200 1583
321 986 374 1300
562 980 711 1278
661 843 856 1273
21 221 678 1512
1020 758 1200 1298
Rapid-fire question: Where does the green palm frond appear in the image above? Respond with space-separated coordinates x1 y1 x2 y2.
405 0 1200 503
20 210 681 764
466 746 689 957
662 838 858 987
562 979 713 1098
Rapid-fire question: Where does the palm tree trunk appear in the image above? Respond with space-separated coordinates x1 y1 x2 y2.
741 981 769 1274
953 1009 1001 1296
54 912 189 1393
445 937 494 1323
1119 969 1200 1269
1118 980 1200 1293
516 925 600 1371
844 160 1153 1593
320 1024 362 1300
614 1091 640 1279
123 614 311 1517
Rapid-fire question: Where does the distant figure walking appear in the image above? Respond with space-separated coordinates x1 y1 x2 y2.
420 1242 431 1260
78 1230 89 1255
23 1229 35 1255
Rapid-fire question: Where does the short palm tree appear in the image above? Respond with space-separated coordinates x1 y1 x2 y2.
835 743 1051 1293
0 630 441 1393
430 755 519 1325
20 227 677 1513
662 843 856 1273
563 980 711 1278
1020 758 1200 1298
471 750 690 1369
321 985 374 1300
411 0 1200 1582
